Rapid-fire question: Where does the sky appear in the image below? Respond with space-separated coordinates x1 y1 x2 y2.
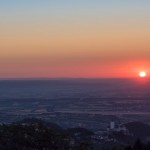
0 0 150 78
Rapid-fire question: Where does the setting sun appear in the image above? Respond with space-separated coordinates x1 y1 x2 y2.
139 71 147 78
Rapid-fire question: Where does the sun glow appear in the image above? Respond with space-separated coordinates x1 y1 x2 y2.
139 71 147 78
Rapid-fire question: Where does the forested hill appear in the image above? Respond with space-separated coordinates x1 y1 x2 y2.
0 118 150 150
0 118 94 150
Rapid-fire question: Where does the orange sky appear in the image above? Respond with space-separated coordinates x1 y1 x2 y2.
0 1 150 78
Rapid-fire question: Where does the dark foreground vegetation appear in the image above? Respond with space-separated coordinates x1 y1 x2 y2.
108 139 150 150
0 118 149 150
0 118 93 150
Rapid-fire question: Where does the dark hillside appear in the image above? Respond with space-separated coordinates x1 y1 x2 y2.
125 122 150 139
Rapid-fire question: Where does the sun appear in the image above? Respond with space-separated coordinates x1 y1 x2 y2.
139 71 147 78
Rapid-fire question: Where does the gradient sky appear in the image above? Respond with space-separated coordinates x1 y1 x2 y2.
0 0 150 78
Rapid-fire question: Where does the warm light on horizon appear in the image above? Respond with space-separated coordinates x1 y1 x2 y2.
139 71 147 78
0 1 150 78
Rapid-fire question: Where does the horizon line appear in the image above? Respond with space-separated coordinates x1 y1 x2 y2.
0 77 143 80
